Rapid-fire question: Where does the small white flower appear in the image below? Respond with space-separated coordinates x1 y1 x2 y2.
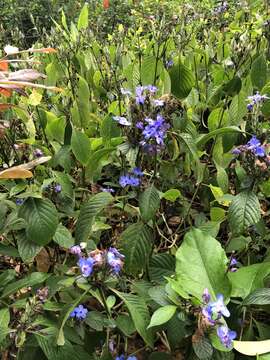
80 242 87 249
4 45 19 55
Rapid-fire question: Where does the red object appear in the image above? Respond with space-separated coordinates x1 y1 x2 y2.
103 0 110 9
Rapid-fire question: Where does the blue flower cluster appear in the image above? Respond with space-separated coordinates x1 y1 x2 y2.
70 304 88 320
107 247 125 275
228 257 238 272
232 136 266 157
115 355 137 360
202 290 236 348
69 245 125 277
140 115 170 147
247 91 269 111
119 167 144 188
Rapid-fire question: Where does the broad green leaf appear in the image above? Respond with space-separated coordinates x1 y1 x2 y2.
76 75 90 129
162 189 181 202
243 288 270 306
229 92 247 125
116 314 136 336
141 55 162 85
75 192 113 242
1 272 50 298
0 243 19 257
148 305 177 328
112 290 154 347
193 334 213 360
169 62 194 99
0 269 16 289
120 223 153 275
234 340 270 356
53 224 74 248
18 235 42 263
251 55 267 90
85 147 115 180
196 126 241 148
71 129 91 166
0 308 10 328
19 198 58 246
175 229 231 300
77 3 88 30
45 112 66 144
178 133 204 183
228 191 261 235
139 184 160 221
229 263 270 298
149 253 175 283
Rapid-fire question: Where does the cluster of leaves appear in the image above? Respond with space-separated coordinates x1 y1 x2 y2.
2 0 270 359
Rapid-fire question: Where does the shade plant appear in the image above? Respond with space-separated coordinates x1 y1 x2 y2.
2 0 270 359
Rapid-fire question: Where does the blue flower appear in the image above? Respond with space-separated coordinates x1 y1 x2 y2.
135 86 146 105
142 115 170 146
136 121 144 129
33 148 43 157
202 288 211 304
166 59 174 69
115 355 137 360
217 325 237 348
15 198 24 205
107 247 125 275
70 304 88 320
54 184 62 193
247 136 265 157
78 257 95 277
210 294 230 318
70 245 82 255
132 167 144 177
146 85 158 94
202 293 230 324
113 116 132 126
119 175 140 188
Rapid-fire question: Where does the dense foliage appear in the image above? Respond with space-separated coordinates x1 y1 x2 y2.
1 0 270 359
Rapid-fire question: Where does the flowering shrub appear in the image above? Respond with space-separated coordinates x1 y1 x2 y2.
2 1 270 359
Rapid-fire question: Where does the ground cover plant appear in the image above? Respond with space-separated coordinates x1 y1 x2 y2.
2 0 270 359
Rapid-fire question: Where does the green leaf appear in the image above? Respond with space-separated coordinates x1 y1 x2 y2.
77 3 88 30
229 263 270 298
71 129 91 166
178 133 204 183
112 290 154 347
193 334 213 360
85 311 110 331
0 270 16 290
45 112 66 144
76 75 90 129
75 192 113 242
169 62 195 98
0 243 19 257
149 253 175 283
141 55 162 85
53 224 74 248
234 339 270 356
251 55 267 90
148 305 177 328
18 235 42 263
229 92 248 125
139 184 160 221
116 314 136 336
162 189 181 202
19 198 58 246
175 229 231 300
196 126 242 148
1 272 50 298
243 288 270 306
120 223 153 275
228 191 261 235
85 147 115 180
0 308 10 328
